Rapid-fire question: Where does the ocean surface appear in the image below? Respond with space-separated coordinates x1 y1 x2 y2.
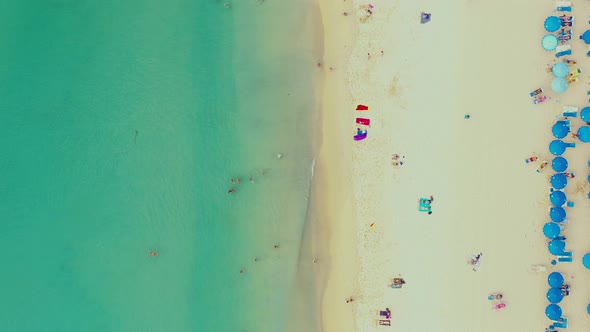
0 1 322 331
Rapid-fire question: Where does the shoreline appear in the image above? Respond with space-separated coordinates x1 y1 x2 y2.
313 0 359 331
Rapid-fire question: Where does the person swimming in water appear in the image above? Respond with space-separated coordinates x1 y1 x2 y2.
148 251 158 257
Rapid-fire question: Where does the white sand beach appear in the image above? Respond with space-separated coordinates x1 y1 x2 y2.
315 0 590 331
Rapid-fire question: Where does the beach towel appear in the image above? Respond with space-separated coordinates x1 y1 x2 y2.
356 117 370 126
356 104 369 111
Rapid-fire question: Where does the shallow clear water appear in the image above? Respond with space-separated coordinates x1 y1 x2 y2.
0 1 321 331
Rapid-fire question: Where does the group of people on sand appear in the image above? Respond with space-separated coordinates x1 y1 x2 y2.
392 154 405 167
468 252 482 271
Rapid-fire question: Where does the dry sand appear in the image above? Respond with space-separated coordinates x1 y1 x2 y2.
315 0 590 331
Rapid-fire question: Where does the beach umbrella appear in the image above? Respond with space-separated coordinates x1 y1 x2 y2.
582 30 590 44
543 222 561 239
550 191 567 206
578 126 590 143
546 304 563 320
549 140 566 156
583 253 590 269
548 272 565 287
552 122 570 139
552 62 569 78
587 303 590 315
550 206 566 222
552 157 568 172
551 174 568 189
545 16 562 32
581 107 590 123
547 287 564 303
551 77 569 94
542 34 559 51
548 239 566 255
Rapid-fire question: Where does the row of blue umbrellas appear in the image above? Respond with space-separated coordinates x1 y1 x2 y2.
551 124 590 142
546 273 564 319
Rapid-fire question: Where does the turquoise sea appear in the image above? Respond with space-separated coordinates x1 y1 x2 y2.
0 1 322 331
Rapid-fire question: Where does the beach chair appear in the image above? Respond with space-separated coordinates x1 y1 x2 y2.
552 319 568 329
566 201 574 207
557 49 572 58
556 1 571 6
558 251 573 257
556 44 571 52
557 6 572 12
378 320 391 326
565 142 576 148
558 256 573 262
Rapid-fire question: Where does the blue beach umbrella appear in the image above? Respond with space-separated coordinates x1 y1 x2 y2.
548 272 565 287
551 173 568 189
549 140 566 156
545 16 562 32
583 30 590 44
552 157 568 172
547 287 564 303
550 206 566 222
548 239 566 255
546 304 563 320
552 122 570 139
587 303 590 315
578 126 590 142
583 253 590 269
552 62 569 78
550 191 567 206
543 222 561 239
581 107 590 123
552 77 569 94
542 34 559 51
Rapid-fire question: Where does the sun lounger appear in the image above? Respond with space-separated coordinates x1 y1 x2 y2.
566 201 574 207
379 310 391 318
563 111 577 117
558 256 573 262
556 49 572 58
558 251 573 257
378 320 391 326
557 120 571 126
556 44 571 52
528 265 547 272
552 321 568 329
556 1 571 6
565 142 576 148
557 6 572 12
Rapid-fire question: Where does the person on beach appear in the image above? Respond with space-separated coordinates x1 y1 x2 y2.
345 297 354 303
564 172 575 178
